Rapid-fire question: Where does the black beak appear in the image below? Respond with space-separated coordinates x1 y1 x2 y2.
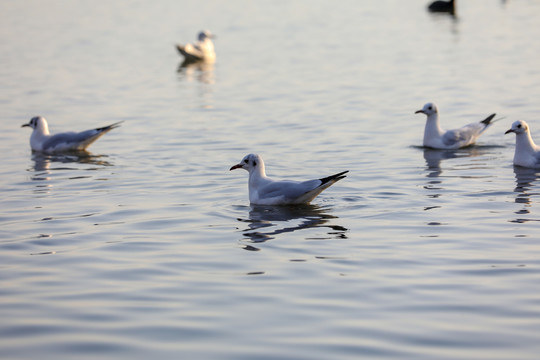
415 110 425 114
21 123 31 128
504 129 514 135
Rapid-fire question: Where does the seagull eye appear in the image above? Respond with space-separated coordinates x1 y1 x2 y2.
252 161 257 166
428 106 432 110
517 124 522 128
244 159 248 163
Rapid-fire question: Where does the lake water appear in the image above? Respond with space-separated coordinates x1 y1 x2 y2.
2 0 540 359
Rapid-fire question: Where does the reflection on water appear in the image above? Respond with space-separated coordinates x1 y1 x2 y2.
422 147 475 199
422 146 501 203
236 204 347 250
422 146 502 177
28 151 114 173
512 166 540 219
176 60 215 109
424 148 462 178
423 147 486 176
27 152 114 195
177 60 215 85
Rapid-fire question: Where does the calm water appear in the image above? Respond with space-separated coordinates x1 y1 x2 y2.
2 1 540 359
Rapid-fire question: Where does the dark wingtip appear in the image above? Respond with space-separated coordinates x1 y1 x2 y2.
319 170 349 185
96 121 123 132
109 121 124 129
481 113 496 126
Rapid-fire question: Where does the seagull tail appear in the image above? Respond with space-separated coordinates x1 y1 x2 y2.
481 113 497 126
319 170 349 186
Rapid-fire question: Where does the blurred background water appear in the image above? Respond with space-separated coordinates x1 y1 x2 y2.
2 0 540 359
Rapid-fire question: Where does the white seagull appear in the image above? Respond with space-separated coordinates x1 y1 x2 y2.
230 153 348 205
415 102 496 149
22 116 122 153
176 30 216 63
505 120 540 168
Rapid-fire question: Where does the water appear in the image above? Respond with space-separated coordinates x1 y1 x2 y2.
2 0 540 359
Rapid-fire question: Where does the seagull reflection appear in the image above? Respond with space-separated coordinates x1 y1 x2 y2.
421 146 498 201
177 60 215 85
424 148 462 178
236 204 347 250
28 151 114 193
29 151 113 172
512 166 540 217
422 147 491 177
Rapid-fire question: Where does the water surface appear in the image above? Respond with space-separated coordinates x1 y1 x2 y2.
2 1 540 359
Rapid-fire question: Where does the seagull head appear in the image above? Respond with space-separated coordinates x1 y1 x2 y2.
198 30 214 41
505 120 529 135
21 116 49 132
230 153 264 174
415 102 438 116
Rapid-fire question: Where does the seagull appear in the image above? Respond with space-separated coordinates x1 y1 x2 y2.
230 153 348 205
505 120 540 168
176 30 216 64
427 0 455 14
22 116 122 153
415 102 496 149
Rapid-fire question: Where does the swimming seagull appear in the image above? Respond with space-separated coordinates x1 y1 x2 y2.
505 120 540 168
415 102 496 149
427 0 455 14
22 116 122 153
230 153 348 205
176 30 216 64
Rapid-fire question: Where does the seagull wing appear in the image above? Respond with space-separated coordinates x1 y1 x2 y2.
176 43 204 61
442 127 476 148
532 152 540 167
442 123 485 148
442 114 496 148
257 171 348 204
295 171 349 203
42 122 122 152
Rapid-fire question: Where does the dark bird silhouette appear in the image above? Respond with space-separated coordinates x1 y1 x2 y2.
427 0 455 15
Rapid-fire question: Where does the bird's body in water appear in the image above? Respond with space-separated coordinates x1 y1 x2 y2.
230 153 348 205
505 120 540 169
176 30 216 64
415 102 496 149
22 116 122 153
